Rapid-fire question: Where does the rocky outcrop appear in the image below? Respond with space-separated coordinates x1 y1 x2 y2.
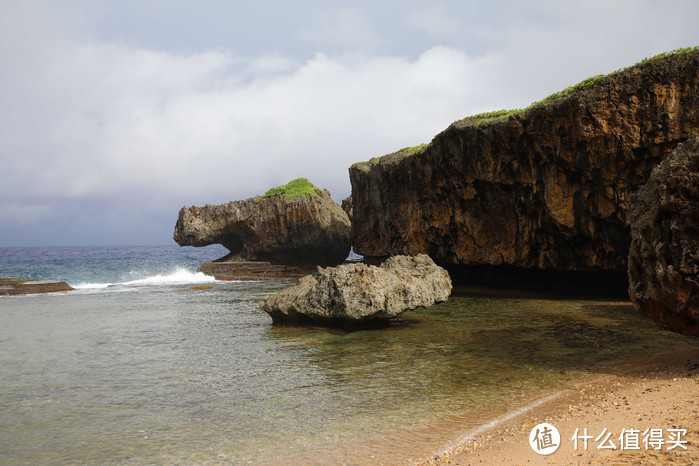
259 254 452 327
341 196 353 222
350 51 699 276
628 135 699 335
174 187 351 267
197 261 312 280
0 278 74 295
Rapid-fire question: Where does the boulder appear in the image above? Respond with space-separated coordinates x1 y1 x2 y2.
173 179 351 267
259 254 452 327
628 135 699 335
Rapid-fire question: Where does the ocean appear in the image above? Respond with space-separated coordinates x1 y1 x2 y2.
0 245 696 464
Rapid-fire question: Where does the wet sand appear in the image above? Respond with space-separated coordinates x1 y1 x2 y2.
421 348 699 465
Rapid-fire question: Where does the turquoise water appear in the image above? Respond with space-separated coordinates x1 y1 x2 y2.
0 246 697 463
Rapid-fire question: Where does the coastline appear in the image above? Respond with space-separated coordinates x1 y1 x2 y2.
421 347 699 465
3 247 697 464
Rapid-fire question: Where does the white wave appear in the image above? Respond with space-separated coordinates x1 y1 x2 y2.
72 267 215 290
73 282 112 290
426 393 560 462
122 267 215 286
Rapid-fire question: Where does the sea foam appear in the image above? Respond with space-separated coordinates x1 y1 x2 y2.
74 267 215 290
123 267 215 286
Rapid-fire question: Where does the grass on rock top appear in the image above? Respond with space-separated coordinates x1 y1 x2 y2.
263 178 318 200
460 46 699 125
398 143 430 155
352 143 430 167
352 46 698 166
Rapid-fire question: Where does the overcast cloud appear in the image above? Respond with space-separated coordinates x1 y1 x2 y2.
1 0 697 246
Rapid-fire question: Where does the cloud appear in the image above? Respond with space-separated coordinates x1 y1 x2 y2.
0 30 504 208
0 21 504 244
407 4 463 38
1 0 697 245
300 8 382 51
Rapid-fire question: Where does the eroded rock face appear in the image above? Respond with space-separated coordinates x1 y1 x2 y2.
173 189 351 267
259 254 452 326
341 195 353 222
350 52 699 274
628 135 699 335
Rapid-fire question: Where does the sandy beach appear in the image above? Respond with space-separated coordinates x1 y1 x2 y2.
423 348 699 465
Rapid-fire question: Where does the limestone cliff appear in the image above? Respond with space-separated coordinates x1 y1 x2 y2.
350 51 699 274
174 185 351 267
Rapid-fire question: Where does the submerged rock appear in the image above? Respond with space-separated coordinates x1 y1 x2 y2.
259 254 452 327
173 179 351 267
628 135 699 335
0 278 74 296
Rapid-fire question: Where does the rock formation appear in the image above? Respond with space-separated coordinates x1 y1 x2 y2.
173 182 351 267
0 278 74 296
349 51 699 276
628 135 699 335
197 261 310 281
260 254 452 327
341 196 353 222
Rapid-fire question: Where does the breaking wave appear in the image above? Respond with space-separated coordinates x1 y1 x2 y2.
73 267 215 290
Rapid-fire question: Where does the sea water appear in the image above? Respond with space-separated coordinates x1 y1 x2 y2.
0 245 697 464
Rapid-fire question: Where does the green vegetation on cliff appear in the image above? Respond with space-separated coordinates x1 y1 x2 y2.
461 74 608 125
353 47 698 165
461 46 699 125
263 178 318 200
352 143 430 167
398 143 430 155
639 46 698 64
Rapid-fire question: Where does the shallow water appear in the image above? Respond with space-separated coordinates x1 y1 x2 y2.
0 246 697 463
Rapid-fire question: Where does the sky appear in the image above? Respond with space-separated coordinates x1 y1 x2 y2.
1 1 697 246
